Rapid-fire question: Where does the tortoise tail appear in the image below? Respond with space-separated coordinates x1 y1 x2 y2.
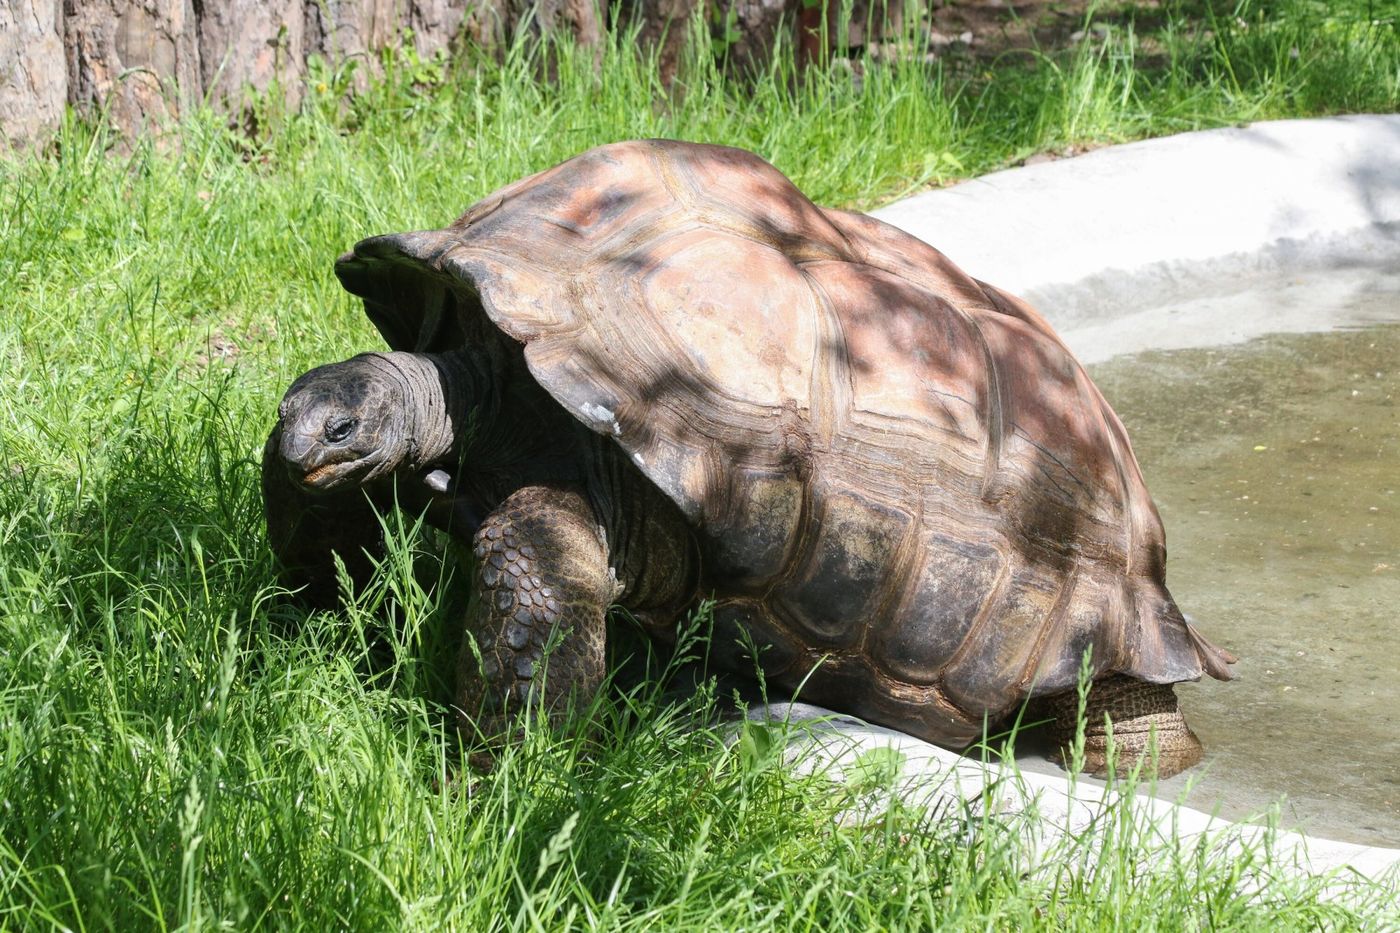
1183 616 1237 681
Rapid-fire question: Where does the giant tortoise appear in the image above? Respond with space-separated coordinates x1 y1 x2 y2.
263 140 1235 777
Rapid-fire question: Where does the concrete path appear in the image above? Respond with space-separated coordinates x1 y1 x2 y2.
765 117 1400 889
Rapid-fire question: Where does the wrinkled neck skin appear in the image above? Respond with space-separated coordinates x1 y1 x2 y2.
386 341 612 538
364 348 494 473
357 346 508 537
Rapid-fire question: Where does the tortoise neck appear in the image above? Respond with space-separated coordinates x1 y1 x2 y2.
368 350 492 470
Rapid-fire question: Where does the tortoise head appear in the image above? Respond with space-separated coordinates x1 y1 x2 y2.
275 354 413 492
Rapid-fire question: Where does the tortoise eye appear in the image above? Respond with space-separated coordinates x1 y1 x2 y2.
324 417 358 443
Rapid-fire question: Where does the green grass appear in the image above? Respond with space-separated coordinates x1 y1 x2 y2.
1 0 1398 927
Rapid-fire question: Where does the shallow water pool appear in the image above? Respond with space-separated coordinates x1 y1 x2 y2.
1073 278 1400 848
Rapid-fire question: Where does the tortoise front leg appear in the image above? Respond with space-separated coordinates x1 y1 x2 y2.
456 484 621 741
261 425 390 609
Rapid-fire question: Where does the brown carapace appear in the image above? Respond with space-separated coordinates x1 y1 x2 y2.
270 140 1235 777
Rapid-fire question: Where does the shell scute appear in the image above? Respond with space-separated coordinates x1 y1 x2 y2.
708 600 806 677
874 534 1004 685
813 261 989 444
635 228 820 410
702 471 805 591
771 487 912 648
939 568 1064 714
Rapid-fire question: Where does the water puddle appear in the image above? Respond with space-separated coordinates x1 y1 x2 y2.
1071 284 1400 847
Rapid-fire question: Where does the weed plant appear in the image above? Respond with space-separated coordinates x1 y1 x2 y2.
1 0 1397 927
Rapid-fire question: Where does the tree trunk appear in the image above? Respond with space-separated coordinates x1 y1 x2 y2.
0 0 67 149
61 0 202 136
720 0 797 77
617 0 700 85
194 0 311 112
0 0 893 149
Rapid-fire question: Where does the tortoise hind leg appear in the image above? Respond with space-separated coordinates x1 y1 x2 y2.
456 484 621 742
1043 674 1204 779
261 425 390 609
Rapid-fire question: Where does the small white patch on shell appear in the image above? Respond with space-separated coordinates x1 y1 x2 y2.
580 401 622 435
632 451 646 468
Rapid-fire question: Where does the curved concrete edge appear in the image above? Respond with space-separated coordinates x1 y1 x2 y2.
750 703 1400 894
870 115 1400 352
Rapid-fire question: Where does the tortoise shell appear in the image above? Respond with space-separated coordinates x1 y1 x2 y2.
335 140 1233 746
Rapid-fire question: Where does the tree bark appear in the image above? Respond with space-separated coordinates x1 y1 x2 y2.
617 0 700 85
719 0 796 77
0 0 67 149
61 0 202 136
195 0 311 112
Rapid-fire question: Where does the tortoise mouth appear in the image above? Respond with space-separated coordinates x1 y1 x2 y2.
296 456 375 491
301 463 343 487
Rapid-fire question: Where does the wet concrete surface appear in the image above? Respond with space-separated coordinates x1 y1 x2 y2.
1014 272 1400 848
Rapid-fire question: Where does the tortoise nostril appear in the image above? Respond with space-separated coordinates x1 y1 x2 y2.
324 417 359 444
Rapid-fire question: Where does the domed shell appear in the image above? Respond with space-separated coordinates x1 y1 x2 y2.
335 140 1233 745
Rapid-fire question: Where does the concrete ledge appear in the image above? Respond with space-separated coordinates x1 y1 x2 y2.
871 115 1400 357
754 703 1400 890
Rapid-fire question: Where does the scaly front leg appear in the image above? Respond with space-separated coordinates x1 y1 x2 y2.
456 484 621 741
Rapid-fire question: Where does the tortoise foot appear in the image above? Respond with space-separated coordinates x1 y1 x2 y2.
1045 674 1204 779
